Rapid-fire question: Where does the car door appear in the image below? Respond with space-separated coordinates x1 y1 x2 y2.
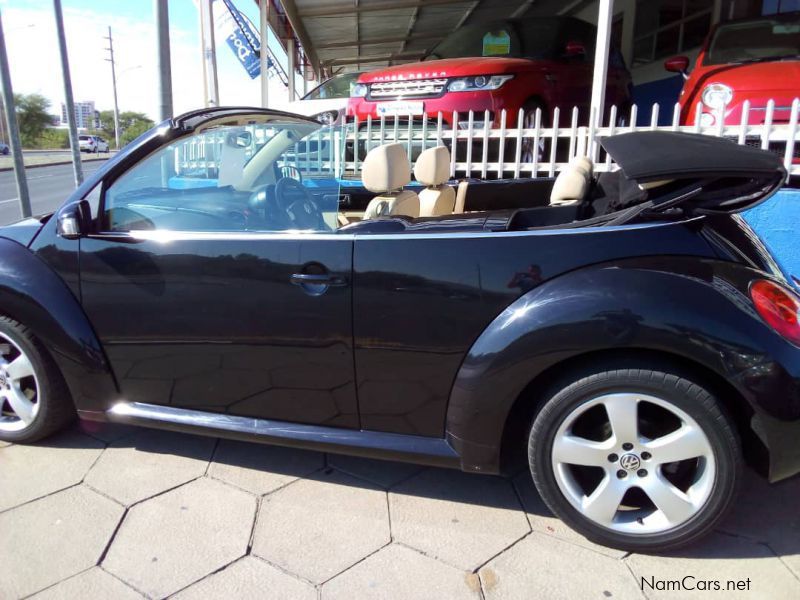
78 115 359 429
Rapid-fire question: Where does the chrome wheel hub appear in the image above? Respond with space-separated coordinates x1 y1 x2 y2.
551 393 716 535
0 333 40 432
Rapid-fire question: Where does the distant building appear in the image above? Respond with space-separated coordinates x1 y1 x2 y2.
61 101 99 130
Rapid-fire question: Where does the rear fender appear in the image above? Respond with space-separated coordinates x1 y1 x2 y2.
446 256 800 473
0 238 117 411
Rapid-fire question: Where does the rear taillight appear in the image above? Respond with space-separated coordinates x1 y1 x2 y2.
750 279 800 346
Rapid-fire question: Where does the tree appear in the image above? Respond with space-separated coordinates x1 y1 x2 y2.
14 93 52 147
98 110 154 147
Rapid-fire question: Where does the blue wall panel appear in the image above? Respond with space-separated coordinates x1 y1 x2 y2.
743 188 800 284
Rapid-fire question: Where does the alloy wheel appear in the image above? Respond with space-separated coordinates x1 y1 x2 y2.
551 392 716 535
0 332 40 432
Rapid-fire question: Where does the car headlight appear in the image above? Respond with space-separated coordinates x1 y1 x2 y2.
447 74 514 92
351 83 368 97
701 83 732 110
314 110 339 125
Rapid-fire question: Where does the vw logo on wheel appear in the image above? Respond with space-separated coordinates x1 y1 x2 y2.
620 453 641 471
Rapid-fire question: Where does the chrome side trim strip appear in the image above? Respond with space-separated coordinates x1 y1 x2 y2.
107 402 460 466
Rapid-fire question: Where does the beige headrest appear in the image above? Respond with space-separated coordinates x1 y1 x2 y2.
550 155 594 205
362 143 411 193
414 146 451 186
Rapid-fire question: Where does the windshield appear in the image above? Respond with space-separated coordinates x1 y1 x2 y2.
425 18 574 60
705 16 800 65
302 72 361 100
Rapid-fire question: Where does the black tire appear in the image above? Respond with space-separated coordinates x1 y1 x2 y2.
0 316 75 443
528 361 742 552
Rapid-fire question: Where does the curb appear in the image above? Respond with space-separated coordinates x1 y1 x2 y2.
0 155 113 173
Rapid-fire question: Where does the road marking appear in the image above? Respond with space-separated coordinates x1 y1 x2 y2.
0 198 19 205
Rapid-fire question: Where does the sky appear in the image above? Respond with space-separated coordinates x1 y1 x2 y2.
0 0 297 122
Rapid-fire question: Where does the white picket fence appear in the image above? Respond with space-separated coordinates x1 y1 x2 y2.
176 99 800 183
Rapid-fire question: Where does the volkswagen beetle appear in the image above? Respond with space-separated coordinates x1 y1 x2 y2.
1 106 798 552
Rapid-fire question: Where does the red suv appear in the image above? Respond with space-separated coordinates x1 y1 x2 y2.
666 12 800 129
348 17 632 134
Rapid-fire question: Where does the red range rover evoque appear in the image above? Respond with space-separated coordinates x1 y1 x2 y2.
348 16 633 138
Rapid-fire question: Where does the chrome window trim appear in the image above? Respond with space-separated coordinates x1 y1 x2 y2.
85 217 701 243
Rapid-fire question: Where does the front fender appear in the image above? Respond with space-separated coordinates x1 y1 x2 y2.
446 256 800 473
0 238 117 411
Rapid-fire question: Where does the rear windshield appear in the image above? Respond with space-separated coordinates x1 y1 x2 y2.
79 136 91 141
426 18 586 60
705 15 800 65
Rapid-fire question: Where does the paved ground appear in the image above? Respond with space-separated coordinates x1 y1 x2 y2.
0 422 798 599
0 161 107 225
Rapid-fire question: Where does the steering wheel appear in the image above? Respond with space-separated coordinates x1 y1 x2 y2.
275 177 327 230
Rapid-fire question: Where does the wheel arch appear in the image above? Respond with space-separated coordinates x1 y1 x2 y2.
0 237 118 411
444 258 787 476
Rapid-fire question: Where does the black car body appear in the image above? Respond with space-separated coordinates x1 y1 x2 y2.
1 107 798 551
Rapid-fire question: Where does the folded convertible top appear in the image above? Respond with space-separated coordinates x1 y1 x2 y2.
600 131 786 182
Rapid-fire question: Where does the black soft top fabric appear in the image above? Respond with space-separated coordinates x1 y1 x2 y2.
600 131 785 181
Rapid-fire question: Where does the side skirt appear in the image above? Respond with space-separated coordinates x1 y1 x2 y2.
80 402 462 470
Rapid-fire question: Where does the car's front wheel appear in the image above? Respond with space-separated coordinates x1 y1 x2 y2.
0 316 74 443
529 363 741 552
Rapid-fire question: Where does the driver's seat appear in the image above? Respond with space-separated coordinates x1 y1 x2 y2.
362 143 420 219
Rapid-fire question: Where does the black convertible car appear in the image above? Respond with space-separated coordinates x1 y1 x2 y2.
1 107 798 552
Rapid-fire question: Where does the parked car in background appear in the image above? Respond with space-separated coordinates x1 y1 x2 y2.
78 135 110 153
666 12 800 131
0 107 799 552
289 71 362 126
0 142 9 155
348 16 632 160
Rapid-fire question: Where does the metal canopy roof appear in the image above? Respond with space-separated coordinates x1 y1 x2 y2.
272 0 581 75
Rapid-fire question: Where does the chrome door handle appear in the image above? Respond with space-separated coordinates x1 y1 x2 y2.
290 273 348 290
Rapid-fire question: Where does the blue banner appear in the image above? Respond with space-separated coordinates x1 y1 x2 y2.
220 0 271 79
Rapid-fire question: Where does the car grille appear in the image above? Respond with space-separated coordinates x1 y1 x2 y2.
368 78 448 100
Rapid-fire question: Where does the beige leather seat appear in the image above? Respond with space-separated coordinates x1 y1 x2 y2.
414 146 455 217
550 156 594 205
362 143 420 219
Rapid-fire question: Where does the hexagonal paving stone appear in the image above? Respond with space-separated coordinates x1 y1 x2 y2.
252 470 390 583
323 543 480 600
328 454 423 489
389 469 530 570
0 486 124 599
173 556 316 600
84 429 215 505
103 477 255 598
77 420 138 443
208 440 324 495
512 472 626 559
627 532 800 599
0 430 104 512
479 534 642 600
30 568 143 600
719 469 800 578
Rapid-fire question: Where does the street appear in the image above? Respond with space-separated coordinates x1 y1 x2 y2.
0 161 106 225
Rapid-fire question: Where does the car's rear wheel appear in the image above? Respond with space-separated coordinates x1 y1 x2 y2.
0 316 74 443
529 363 741 551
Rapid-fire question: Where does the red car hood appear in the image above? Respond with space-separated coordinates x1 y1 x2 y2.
696 59 800 92
360 57 534 82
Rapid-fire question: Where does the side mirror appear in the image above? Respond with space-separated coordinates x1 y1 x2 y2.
56 200 91 239
564 41 586 58
664 55 690 79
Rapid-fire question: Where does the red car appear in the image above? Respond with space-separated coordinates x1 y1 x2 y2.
666 12 800 128
348 16 632 143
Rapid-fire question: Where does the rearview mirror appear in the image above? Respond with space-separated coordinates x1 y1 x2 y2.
564 41 586 57
56 200 91 239
664 55 690 79
227 131 252 148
